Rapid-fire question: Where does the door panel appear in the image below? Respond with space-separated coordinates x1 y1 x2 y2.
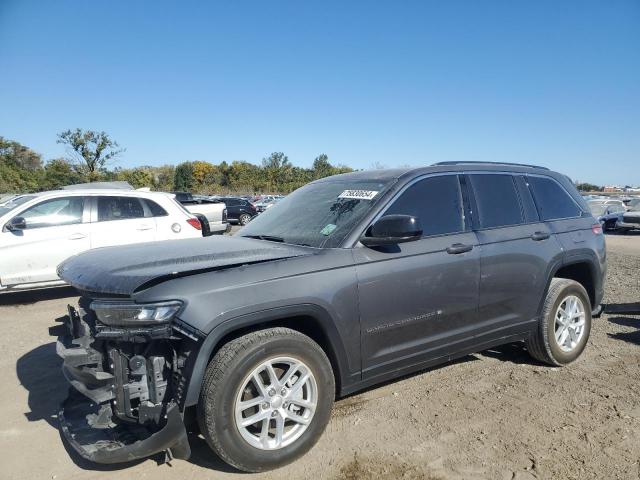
90 218 156 248
354 174 480 381
475 224 561 329
0 196 90 286
355 232 480 379
90 196 157 248
467 173 564 331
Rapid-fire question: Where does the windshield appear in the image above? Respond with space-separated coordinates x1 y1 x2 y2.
0 195 36 217
239 179 395 248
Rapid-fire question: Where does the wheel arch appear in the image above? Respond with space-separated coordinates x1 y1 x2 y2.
553 260 597 307
183 304 354 407
539 255 599 317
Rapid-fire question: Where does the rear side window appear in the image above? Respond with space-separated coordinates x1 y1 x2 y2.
144 199 168 217
19 197 84 229
224 198 239 206
469 174 523 228
384 175 464 237
98 196 145 221
527 176 581 220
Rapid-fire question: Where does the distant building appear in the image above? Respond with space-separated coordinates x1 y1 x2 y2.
603 185 623 193
624 186 640 193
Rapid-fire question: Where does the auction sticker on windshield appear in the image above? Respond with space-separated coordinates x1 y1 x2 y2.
338 190 379 200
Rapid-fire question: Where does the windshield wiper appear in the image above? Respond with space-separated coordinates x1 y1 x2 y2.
241 234 285 243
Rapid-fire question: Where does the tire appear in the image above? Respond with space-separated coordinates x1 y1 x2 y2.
238 213 252 225
526 278 592 366
197 327 335 472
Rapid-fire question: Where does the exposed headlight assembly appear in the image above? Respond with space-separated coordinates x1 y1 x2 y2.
91 301 183 327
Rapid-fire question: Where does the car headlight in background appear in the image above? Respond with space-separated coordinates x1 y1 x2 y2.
91 301 183 326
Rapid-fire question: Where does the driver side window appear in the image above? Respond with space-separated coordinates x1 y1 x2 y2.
384 175 465 237
19 197 85 229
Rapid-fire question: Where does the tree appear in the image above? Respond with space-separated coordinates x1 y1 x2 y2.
227 160 264 193
262 152 292 192
42 158 82 189
173 162 194 191
57 129 124 181
261 151 291 170
152 165 175 192
576 182 602 192
0 137 44 192
312 154 332 179
116 167 154 189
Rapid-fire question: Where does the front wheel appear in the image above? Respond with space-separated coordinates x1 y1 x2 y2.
526 278 592 366
197 328 335 472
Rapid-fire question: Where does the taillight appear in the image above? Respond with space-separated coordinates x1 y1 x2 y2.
592 223 603 235
187 218 202 230
222 208 227 222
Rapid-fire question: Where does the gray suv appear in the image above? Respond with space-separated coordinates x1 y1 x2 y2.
54 162 606 472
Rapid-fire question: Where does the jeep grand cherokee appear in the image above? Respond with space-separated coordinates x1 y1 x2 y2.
54 162 606 472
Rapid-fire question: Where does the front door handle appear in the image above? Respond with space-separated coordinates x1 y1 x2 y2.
446 243 473 255
531 231 550 241
68 233 87 240
136 224 154 231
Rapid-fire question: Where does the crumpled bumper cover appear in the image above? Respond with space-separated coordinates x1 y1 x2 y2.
55 302 192 464
59 390 190 464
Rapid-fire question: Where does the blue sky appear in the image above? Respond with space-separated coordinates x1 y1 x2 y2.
0 1 638 185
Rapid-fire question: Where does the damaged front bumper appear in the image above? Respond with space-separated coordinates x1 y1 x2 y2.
55 300 200 464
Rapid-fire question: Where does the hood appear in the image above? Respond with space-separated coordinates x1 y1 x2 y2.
58 236 314 295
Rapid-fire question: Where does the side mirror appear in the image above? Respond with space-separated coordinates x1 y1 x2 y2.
6 216 27 231
360 214 422 247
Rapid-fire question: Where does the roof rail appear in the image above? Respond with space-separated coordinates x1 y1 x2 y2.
431 161 549 170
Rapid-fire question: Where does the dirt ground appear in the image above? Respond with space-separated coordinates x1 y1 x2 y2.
1 232 639 480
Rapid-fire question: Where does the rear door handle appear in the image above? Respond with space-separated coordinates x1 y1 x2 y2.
68 233 87 240
531 231 550 241
446 243 473 255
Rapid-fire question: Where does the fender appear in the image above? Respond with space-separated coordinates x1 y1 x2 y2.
182 303 357 407
537 250 602 319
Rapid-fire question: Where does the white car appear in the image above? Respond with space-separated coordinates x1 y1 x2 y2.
0 189 203 292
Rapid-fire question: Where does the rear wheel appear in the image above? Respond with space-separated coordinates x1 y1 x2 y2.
238 213 252 225
526 278 592 366
197 328 335 472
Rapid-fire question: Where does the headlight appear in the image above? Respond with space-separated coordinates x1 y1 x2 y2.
91 301 183 327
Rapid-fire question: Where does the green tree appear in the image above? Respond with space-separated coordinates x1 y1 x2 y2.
312 153 332 179
42 158 82 189
227 160 263 193
0 137 44 192
57 129 124 181
151 165 175 191
116 167 154 189
173 161 194 191
262 152 292 192
576 182 602 192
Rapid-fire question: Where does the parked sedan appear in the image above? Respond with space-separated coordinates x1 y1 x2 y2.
616 211 640 232
0 189 202 292
218 196 257 225
588 201 625 231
